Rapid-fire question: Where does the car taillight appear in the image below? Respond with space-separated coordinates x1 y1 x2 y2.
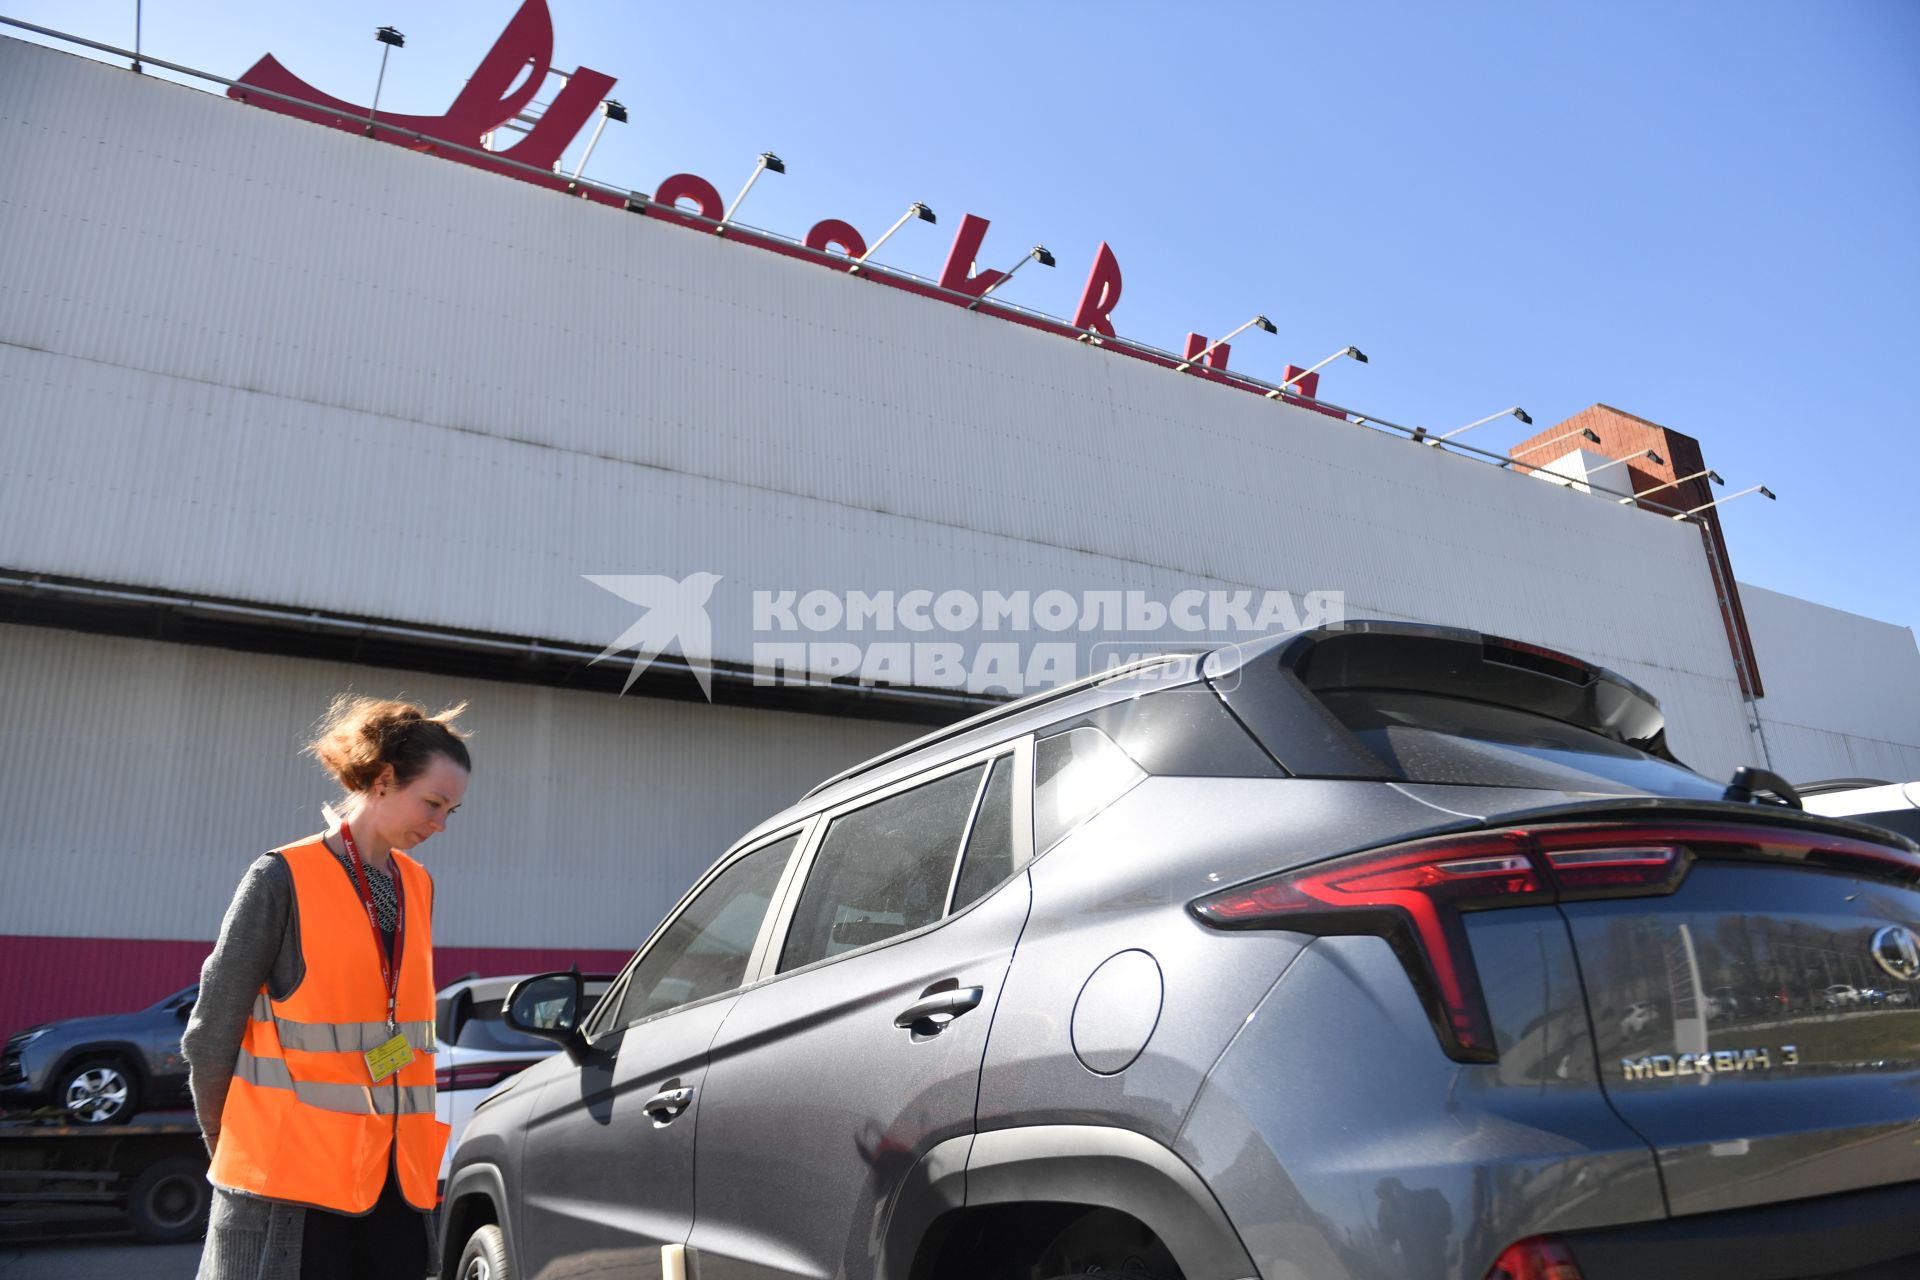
435 1059 533 1091
1191 819 1917 1062
1484 1236 1583 1280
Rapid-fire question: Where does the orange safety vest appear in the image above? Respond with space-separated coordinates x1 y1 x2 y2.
209 838 449 1213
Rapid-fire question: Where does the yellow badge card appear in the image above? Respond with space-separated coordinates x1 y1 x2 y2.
364 1032 415 1083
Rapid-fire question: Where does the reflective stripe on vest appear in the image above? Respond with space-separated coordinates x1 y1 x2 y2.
233 1048 436 1115
251 1010 437 1054
208 841 448 1214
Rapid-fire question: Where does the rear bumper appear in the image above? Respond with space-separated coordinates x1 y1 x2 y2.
1564 1179 1920 1279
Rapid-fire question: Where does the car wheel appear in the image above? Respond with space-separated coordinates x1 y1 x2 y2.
1030 1208 1181 1279
126 1155 211 1242
457 1223 511 1280
59 1057 140 1125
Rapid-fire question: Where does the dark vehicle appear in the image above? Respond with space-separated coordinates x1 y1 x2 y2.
443 622 1920 1280
1 986 196 1126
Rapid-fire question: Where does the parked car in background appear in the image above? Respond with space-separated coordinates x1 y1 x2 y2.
434 973 609 1184
1800 779 1920 842
1619 1000 1661 1035
440 621 1920 1280
0 986 197 1125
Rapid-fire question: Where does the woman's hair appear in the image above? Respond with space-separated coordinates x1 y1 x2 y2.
305 695 472 796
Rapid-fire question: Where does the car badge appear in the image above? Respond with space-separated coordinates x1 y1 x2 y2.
1869 924 1920 982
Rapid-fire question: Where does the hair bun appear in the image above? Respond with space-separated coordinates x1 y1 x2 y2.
307 695 472 795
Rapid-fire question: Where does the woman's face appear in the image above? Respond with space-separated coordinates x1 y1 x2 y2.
366 755 469 852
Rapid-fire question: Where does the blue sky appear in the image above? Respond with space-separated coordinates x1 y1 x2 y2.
10 1 1917 627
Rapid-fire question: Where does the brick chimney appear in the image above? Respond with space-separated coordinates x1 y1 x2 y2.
1509 404 1764 698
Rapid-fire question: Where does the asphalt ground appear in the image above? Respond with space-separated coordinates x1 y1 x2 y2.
0 1237 200 1278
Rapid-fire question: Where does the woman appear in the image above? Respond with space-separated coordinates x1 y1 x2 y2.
186 695 471 1280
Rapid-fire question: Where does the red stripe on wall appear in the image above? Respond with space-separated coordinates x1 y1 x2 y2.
0 935 632 1040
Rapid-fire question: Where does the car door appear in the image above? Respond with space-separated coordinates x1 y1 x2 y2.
688 743 1034 1280
514 828 807 1280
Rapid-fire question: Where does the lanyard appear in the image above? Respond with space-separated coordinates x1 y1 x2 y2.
339 820 406 1033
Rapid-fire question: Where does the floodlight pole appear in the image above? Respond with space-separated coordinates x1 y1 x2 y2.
721 153 785 233
1502 427 1600 466
1621 466 1721 505
967 247 1053 310
570 100 625 181
1673 485 1776 519
1176 316 1275 372
368 28 405 137
850 203 936 277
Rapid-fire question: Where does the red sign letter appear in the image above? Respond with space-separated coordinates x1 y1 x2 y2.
653 174 725 226
805 219 868 262
1183 333 1229 371
938 214 1006 298
230 1 620 203
1073 242 1123 338
1280 365 1345 418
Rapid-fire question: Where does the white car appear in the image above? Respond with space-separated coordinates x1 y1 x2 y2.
434 973 610 1185
1619 1001 1660 1035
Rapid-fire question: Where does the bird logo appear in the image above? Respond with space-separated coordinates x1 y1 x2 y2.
584 572 724 699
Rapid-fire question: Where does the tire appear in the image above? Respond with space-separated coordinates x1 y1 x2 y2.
126 1154 211 1243
457 1223 511 1280
58 1056 140 1125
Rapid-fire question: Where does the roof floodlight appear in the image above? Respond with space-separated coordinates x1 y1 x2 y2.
720 152 785 231
570 98 628 181
1620 466 1721 504
1420 406 1531 445
1504 426 1601 465
367 26 405 136
966 245 1056 310
849 202 936 276
1263 344 1365 397
1178 315 1277 372
1673 485 1777 519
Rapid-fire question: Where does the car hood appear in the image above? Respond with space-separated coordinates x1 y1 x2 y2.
14 1013 144 1043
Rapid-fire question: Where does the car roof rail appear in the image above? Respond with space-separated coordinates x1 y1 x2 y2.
801 651 1205 800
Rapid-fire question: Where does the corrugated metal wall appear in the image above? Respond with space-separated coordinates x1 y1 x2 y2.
1740 584 1920 782
0 622 913 949
0 36 1765 774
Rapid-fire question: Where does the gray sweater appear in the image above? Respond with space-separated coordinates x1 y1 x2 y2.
184 849 432 1280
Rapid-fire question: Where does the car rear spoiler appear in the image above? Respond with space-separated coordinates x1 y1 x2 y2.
1206 621 1675 762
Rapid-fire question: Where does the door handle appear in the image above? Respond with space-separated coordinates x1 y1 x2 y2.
643 1085 694 1121
893 986 984 1033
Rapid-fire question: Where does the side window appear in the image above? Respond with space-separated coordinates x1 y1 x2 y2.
1033 726 1145 853
950 755 1017 913
780 764 986 972
608 834 797 1030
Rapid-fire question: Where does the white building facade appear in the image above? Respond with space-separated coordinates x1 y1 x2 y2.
2 33 1915 1034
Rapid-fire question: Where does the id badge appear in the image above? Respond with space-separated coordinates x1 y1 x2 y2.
364 1032 415 1083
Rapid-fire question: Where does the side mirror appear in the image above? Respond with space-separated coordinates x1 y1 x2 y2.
176 1003 195 1023
503 971 588 1062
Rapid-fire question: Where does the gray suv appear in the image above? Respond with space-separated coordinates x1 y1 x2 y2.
1 985 196 1124
443 622 1920 1280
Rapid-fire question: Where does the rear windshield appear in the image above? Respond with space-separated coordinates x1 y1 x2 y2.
1319 690 1726 797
